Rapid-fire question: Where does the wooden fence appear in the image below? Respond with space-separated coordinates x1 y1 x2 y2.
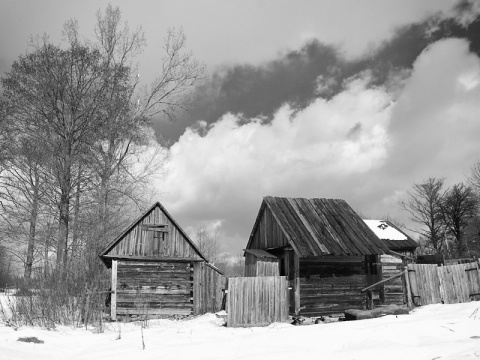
407 261 480 306
227 276 289 327
193 262 227 315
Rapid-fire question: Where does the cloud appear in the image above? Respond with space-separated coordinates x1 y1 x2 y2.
158 75 393 252
156 37 480 254
151 5 480 145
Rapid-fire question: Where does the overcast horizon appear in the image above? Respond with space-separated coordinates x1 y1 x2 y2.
2 0 480 256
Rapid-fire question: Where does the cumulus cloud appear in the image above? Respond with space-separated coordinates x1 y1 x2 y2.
158 75 393 252
153 8 480 145
155 37 480 254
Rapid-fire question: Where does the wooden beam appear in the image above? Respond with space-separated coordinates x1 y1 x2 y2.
294 252 300 315
388 249 414 261
111 260 117 321
361 270 406 293
404 266 413 307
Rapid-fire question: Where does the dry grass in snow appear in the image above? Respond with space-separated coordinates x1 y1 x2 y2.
1 297 480 360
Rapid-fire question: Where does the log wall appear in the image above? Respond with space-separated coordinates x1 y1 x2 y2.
299 257 366 316
115 260 193 317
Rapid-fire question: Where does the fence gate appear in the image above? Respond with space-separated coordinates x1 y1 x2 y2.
407 261 480 306
227 276 289 327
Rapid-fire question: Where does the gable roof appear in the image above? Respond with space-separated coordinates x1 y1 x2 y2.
363 219 418 251
99 201 207 263
247 196 390 257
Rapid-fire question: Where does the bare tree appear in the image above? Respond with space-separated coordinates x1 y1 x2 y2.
440 183 477 257
0 135 49 279
399 178 445 253
195 225 226 265
1 5 204 271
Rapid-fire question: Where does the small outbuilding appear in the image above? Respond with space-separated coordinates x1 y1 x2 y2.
244 196 394 317
99 202 226 320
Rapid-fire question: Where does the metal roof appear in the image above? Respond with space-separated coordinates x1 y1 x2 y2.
256 196 390 257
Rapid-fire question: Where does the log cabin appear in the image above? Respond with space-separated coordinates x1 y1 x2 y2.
99 202 226 320
244 196 394 317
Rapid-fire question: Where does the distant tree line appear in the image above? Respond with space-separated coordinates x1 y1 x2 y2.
400 162 480 258
0 5 204 282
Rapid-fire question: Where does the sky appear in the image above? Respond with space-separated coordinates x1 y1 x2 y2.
1 0 480 255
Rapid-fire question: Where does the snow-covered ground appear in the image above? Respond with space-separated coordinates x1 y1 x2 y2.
1 298 480 360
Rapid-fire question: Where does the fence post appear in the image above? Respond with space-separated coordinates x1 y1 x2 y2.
111 260 117 321
404 268 413 307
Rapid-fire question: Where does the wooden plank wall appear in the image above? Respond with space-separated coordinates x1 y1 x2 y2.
299 257 366 316
109 206 201 259
227 276 289 327
257 259 280 276
249 205 289 250
116 260 193 317
380 255 405 305
193 262 227 315
244 253 257 277
407 261 480 306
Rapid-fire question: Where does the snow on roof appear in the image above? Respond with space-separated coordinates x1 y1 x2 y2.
363 219 407 241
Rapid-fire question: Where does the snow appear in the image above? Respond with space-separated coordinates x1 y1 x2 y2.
1 298 480 360
363 219 408 241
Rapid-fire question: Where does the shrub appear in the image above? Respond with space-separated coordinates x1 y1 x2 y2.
0 263 110 329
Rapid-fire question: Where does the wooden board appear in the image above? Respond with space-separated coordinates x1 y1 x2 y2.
193 262 227 315
227 276 289 327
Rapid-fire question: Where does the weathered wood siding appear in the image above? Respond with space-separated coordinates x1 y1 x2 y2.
257 259 280 276
380 254 405 305
244 255 279 277
115 260 193 317
109 206 201 259
299 257 366 316
193 263 227 315
244 253 257 277
227 276 289 327
407 261 480 306
249 205 289 250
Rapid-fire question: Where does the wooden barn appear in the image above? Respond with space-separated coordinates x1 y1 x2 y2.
99 202 226 320
244 196 395 317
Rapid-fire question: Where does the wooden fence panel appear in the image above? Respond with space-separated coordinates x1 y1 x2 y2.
408 261 480 306
193 262 227 315
227 276 289 327
465 262 480 301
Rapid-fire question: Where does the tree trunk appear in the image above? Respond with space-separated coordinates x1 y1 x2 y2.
71 166 82 261
24 173 39 279
56 193 70 269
